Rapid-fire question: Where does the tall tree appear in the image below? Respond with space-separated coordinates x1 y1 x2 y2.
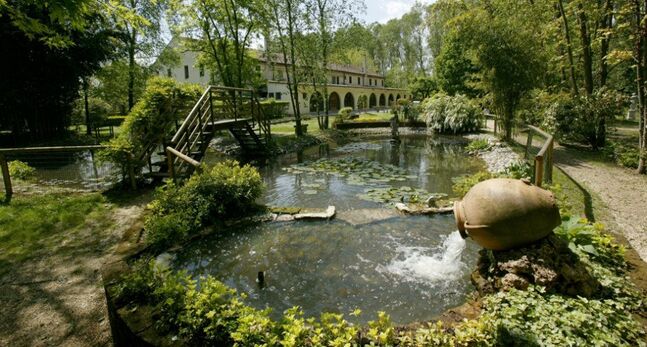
262 0 308 136
170 0 261 89
111 0 168 111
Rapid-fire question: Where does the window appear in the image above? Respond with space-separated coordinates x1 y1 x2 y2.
343 76 346 84
268 93 274 99
184 65 189 79
336 76 340 84
199 66 204 77
275 92 282 100
331 76 336 84
381 80 384 86
357 77 360 84
369 78 372 86
167 68 172 77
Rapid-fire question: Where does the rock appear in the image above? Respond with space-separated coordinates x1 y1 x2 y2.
275 214 295 222
395 202 453 215
336 209 399 226
471 234 600 297
294 206 336 220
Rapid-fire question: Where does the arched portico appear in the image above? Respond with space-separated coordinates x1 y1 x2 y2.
329 92 340 112
343 92 354 109
379 94 386 107
388 94 394 106
369 93 377 108
309 91 324 113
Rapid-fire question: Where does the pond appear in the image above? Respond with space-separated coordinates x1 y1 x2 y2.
175 135 485 325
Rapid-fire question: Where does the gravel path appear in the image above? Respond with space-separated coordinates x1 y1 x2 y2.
552 147 647 262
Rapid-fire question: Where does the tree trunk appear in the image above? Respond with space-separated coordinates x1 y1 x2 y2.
599 0 613 87
577 4 594 96
638 0 647 173
558 0 579 95
83 77 91 136
127 30 137 111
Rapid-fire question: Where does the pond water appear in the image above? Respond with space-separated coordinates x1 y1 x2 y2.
6 150 120 190
176 135 485 325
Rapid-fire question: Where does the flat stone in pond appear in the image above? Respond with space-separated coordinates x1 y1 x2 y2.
294 206 335 220
336 208 400 226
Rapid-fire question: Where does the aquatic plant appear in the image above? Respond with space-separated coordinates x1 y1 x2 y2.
465 138 490 153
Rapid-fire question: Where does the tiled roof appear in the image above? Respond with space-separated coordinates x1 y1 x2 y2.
252 50 384 78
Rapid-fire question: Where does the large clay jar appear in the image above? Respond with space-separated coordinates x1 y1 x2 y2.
453 178 561 250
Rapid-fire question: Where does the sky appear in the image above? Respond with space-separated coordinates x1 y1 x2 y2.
362 0 434 24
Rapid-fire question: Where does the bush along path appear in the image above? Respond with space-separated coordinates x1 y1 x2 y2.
0 187 152 347
109 159 646 346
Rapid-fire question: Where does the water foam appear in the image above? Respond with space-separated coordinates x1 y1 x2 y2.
382 231 467 284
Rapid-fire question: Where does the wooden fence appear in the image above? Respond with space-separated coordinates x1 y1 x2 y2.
0 145 110 200
484 114 554 187
525 125 554 187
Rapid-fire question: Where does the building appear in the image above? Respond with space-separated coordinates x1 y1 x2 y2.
156 38 409 115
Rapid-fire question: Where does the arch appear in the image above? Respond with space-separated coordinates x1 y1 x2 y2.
388 94 394 106
309 91 324 113
396 94 401 100
343 92 354 109
379 94 386 107
357 95 368 109
369 93 377 108
329 92 340 112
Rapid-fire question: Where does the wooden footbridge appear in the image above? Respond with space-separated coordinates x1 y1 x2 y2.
146 86 272 180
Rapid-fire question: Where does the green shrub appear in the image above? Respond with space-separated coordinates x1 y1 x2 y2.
260 98 289 119
603 141 641 169
8 160 36 180
99 77 202 177
144 160 263 249
334 107 353 126
452 171 493 197
465 138 490 152
504 160 533 180
543 88 624 149
422 93 483 133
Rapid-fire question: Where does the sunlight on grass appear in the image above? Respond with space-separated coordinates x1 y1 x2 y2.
0 193 112 273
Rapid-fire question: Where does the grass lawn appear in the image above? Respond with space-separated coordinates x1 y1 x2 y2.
0 192 113 275
271 116 335 134
352 112 393 122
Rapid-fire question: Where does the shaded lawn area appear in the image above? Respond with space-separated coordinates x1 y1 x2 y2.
0 192 113 277
270 112 392 134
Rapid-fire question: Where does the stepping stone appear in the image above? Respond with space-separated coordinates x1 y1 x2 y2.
294 206 336 220
336 208 400 226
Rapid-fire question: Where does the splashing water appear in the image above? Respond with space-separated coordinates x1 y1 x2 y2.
383 231 467 283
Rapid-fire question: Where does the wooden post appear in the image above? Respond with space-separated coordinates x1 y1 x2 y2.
0 154 12 201
525 130 534 160
545 138 554 184
166 147 176 183
534 155 544 187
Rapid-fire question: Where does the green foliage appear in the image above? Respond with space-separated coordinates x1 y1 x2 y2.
93 60 149 114
452 171 493 197
465 139 490 152
603 141 641 169
422 93 482 134
8 160 35 180
71 96 111 126
259 98 290 119
543 88 625 149
144 160 263 249
503 161 533 180
99 77 201 176
435 31 479 97
409 77 438 101
480 286 645 346
334 107 353 125
554 217 626 269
